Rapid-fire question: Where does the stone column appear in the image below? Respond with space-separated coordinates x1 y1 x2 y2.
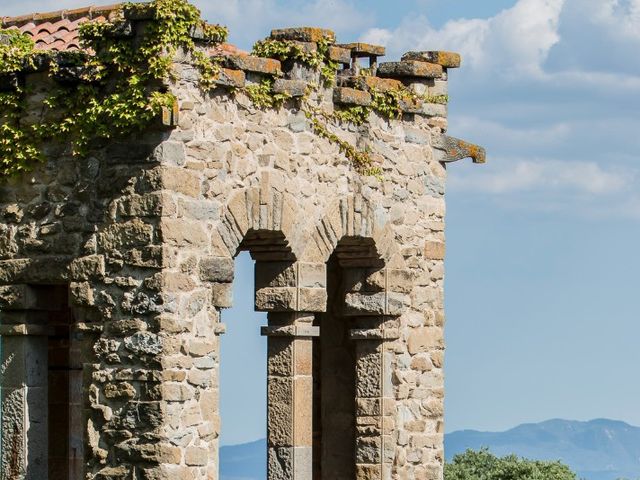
262 313 319 480
350 317 399 480
255 261 327 480
0 322 51 480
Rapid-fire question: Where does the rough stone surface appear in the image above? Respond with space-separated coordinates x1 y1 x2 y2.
401 51 462 68
333 86 372 106
0 14 483 480
378 61 443 79
338 42 386 57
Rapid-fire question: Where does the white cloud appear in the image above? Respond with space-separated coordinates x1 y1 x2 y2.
452 116 571 150
2 0 374 51
449 158 634 195
195 0 374 49
360 0 564 75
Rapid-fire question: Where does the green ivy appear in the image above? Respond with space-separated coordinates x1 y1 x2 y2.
0 0 227 177
252 37 339 85
244 78 291 109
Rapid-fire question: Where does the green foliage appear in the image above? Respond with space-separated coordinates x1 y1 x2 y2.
244 78 290 109
444 449 578 480
333 105 369 126
0 30 36 73
0 0 227 177
424 94 449 105
370 87 404 119
251 37 338 85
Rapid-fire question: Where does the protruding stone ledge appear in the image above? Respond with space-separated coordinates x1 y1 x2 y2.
333 86 372 106
433 134 486 164
224 54 282 75
349 328 400 341
270 27 336 43
273 78 307 97
329 45 352 64
401 51 462 69
339 42 386 58
338 75 403 93
378 60 443 79
260 324 320 337
214 68 245 88
344 292 410 316
255 287 327 313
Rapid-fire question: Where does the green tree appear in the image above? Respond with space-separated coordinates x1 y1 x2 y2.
445 448 578 480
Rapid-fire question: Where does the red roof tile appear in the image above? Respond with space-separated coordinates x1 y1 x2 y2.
1 4 122 51
1 3 242 56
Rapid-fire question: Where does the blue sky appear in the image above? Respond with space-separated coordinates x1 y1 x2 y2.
5 0 640 444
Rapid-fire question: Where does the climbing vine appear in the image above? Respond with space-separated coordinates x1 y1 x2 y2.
252 38 339 85
0 0 446 178
0 0 227 176
247 36 450 176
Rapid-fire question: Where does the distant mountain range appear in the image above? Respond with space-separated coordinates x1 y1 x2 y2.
220 419 640 480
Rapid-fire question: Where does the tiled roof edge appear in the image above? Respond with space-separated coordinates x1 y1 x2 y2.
1 4 122 28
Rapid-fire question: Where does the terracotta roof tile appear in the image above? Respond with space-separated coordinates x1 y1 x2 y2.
1 4 121 51
1 3 242 56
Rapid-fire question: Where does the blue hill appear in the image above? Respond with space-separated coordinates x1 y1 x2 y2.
220 419 640 480
446 418 640 480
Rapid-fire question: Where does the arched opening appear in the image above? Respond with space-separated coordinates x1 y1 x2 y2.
314 236 386 480
219 251 268 479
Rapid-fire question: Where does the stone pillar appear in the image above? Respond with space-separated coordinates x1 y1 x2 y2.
262 313 319 480
350 317 398 480
0 321 51 480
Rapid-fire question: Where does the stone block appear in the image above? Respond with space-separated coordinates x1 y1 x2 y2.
401 50 462 68
212 282 233 308
299 262 326 288
328 45 352 64
408 327 443 354
215 68 246 88
225 55 282 75
338 42 385 57
378 61 443 78
333 87 372 106
255 262 297 289
118 192 176 218
185 446 209 466
159 165 203 197
270 27 336 43
424 241 445 260
298 288 327 312
273 78 308 97
293 376 313 446
344 291 381 314
69 254 106 280
255 287 296 312
268 447 294 480
340 75 403 93
98 219 153 251
199 256 234 283
159 218 209 247
268 376 294 446
153 141 186 165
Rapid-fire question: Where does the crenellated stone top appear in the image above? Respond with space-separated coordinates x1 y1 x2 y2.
0 5 485 165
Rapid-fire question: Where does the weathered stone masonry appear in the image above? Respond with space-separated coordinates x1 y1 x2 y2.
0 7 484 480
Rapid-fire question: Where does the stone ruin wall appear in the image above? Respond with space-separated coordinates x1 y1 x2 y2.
0 20 484 480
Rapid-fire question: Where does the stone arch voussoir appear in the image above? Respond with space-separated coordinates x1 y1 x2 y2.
302 194 404 268
217 182 305 262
